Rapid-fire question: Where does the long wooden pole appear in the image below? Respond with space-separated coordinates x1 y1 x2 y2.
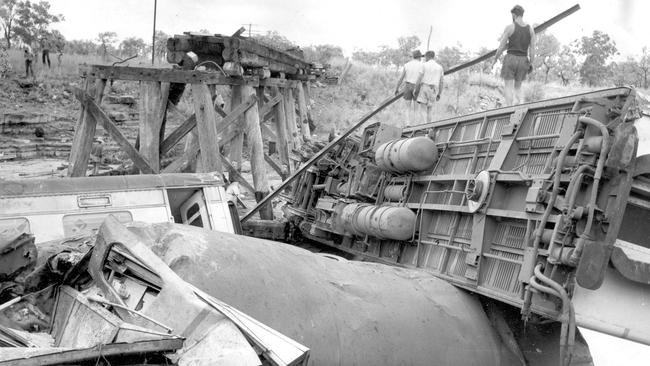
241 4 581 222
443 4 580 75
241 92 403 222
152 0 157 65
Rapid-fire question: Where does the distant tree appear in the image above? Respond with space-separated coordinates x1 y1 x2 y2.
49 28 63 50
153 30 168 62
575 30 618 86
119 37 146 57
395 35 421 65
352 49 380 65
640 46 649 89
97 31 117 59
303 44 343 63
557 45 578 86
254 30 296 51
13 0 63 47
0 0 18 48
610 57 642 87
377 44 401 66
437 46 467 71
473 47 493 73
534 32 560 83
66 39 96 55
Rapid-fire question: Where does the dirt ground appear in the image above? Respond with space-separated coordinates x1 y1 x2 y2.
0 69 288 219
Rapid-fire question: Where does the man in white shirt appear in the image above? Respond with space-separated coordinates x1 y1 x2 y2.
417 50 444 122
394 50 424 125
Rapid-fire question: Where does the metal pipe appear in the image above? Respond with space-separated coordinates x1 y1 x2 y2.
242 92 404 222
530 131 582 260
577 116 610 237
529 276 570 366
443 4 580 75
534 264 576 366
565 165 595 211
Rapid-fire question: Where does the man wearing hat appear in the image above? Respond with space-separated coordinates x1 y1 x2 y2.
492 4 536 105
417 50 444 122
394 50 424 125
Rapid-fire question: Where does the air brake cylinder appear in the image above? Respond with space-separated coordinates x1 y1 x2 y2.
374 136 438 173
336 203 416 240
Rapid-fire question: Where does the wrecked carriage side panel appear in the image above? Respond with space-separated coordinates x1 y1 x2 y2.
0 173 235 242
126 221 522 366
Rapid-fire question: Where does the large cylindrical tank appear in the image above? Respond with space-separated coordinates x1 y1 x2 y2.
375 136 438 173
128 223 520 366
337 203 416 240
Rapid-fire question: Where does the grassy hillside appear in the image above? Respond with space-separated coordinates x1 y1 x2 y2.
308 57 603 138
2 49 639 143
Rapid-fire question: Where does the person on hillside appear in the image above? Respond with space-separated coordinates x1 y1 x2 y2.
24 46 35 78
394 50 424 125
417 50 444 122
492 4 536 105
0 42 10 78
40 35 51 69
55 36 64 67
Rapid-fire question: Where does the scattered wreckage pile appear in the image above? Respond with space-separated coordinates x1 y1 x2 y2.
0 217 309 365
0 216 528 366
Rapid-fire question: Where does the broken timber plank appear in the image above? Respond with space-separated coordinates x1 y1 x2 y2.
139 81 164 172
242 85 272 220
232 27 246 37
214 103 228 118
261 123 277 142
191 83 223 174
160 115 197 155
259 94 282 120
163 143 255 196
271 86 290 172
73 88 155 174
0 339 183 366
162 143 199 173
221 156 256 194
229 85 245 172
264 153 286 179
68 78 107 177
158 82 171 147
296 82 311 140
282 87 299 148
80 65 259 86
160 95 257 156
68 77 91 175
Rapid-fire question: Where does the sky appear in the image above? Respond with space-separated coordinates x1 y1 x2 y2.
47 0 650 58
42 1 650 364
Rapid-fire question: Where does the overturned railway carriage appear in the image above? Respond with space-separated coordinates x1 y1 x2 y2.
283 87 650 355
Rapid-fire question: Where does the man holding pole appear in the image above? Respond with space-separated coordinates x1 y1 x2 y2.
492 4 536 105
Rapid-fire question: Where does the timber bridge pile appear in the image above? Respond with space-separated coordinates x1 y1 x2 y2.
62 29 322 219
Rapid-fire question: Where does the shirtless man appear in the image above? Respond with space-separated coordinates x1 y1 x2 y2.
492 5 536 105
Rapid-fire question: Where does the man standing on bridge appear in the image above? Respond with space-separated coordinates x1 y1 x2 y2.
492 4 536 105
395 50 424 126
417 50 444 122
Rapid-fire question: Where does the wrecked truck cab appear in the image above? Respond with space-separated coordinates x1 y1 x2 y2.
0 216 310 365
0 173 238 243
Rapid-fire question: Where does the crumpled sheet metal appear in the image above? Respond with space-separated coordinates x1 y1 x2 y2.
127 222 522 366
